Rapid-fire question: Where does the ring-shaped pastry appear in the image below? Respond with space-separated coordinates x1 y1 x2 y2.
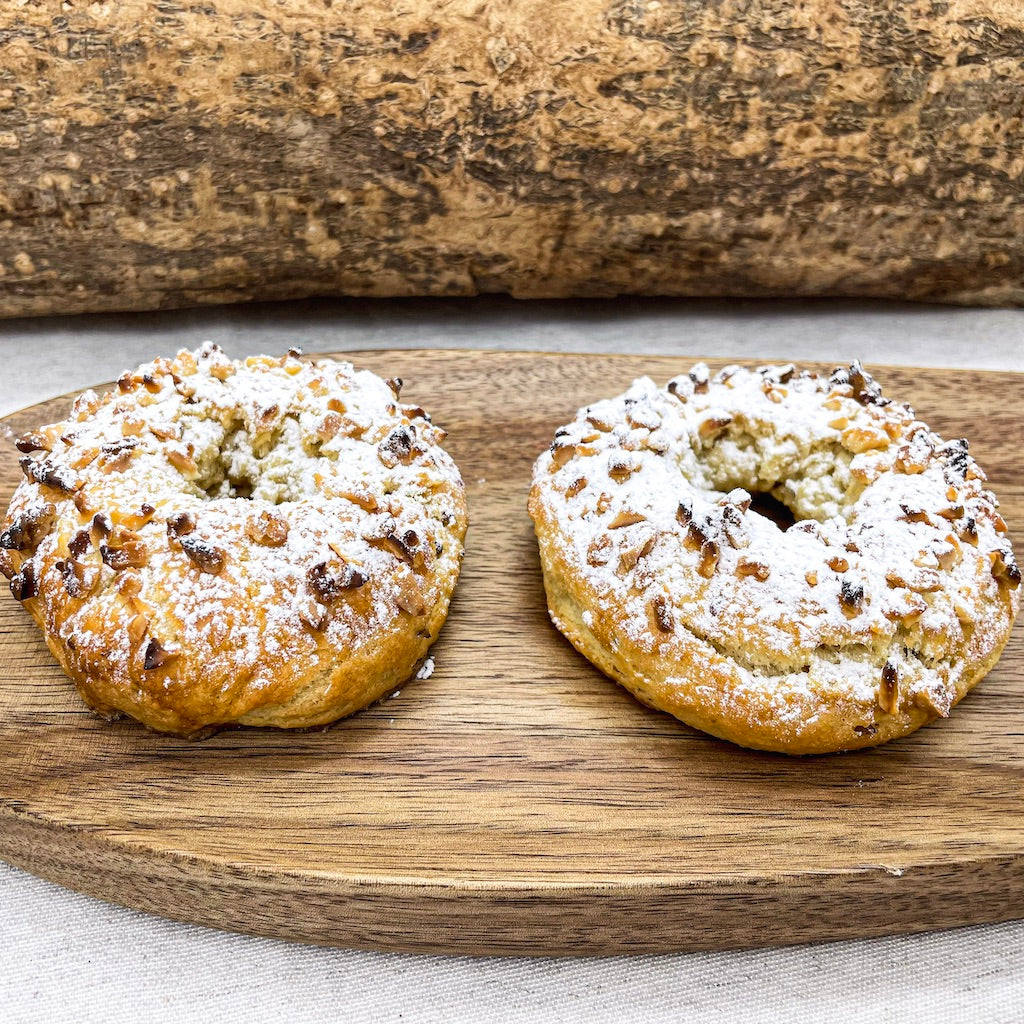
1 344 468 737
529 362 1020 754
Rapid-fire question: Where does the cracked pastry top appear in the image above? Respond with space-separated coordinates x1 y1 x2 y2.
528 361 1020 754
0 344 468 737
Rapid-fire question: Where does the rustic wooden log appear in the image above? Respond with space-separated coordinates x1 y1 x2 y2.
0 1 1022 317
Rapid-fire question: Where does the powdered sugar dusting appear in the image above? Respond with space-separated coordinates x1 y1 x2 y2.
1 343 468 734
530 361 1020 746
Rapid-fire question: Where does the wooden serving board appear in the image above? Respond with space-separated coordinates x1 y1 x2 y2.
1 350 1022 956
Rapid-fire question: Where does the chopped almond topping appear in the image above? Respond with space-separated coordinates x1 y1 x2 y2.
100 536 149 571
899 504 931 525
736 558 771 582
307 560 368 602
618 531 656 573
128 613 149 646
914 689 949 719
839 579 865 616
298 597 328 632
608 509 646 529
991 549 1021 590
877 662 900 715
247 511 289 547
395 573 426 616
841 426 889 454
696 540 720 578
0 503 56 552
607 455 639 482
167 448 198 476
586 535 612 566
15 432 52 454
698 415 732 441
9 561 38 601
180 535 227 575
651 595 675 633
143 638 179 670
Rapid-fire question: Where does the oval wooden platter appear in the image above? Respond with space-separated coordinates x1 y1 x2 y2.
0 349 1022 956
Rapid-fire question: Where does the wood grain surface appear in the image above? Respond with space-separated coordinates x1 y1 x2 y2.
2 2 1024 317
0 350 1021 956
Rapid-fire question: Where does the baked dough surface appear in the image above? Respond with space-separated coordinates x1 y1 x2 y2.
0 345 467 737
529 362 1020 754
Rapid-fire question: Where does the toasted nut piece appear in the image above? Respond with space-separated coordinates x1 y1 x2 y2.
179 535 227 575
378 425 417 467
827 556 849 573
307 560 368 603
73 491 95 516
608 509 647 529
55 559 99 599
688 364 710 394
565 476 587 498
0 503 56 552
10 560 39 601
882 593 928 625
697 540 720 578
99 437 139 472
698 415 732 441
618 530 656 573
128 613 149 646
15 432 52 454
117 504 156 531
19 457 80 495
839 579 865 617
247 511 289 547
608 455 640 482
736 558 771 582
877 662 901 715
298 597 328 632
914 688 950 719
100 539 149 571
886 568 942 593
991 549 1021 590
68 529 90 559
841 426 889 453
317 411 346 442
625 403 661 431
587 535 612 566
395 573 426 616
899 504 931 525
143 638 179 671
166 511 196 540
651 594 675 633
167 448 198 476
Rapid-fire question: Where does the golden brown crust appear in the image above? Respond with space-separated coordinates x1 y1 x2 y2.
0 345 467 737
529 362 1020 755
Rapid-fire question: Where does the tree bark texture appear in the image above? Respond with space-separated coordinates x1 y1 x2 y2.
1 0 1023 317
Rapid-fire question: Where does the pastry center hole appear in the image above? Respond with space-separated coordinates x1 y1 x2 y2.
192 417 308 505
748 491 797 532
